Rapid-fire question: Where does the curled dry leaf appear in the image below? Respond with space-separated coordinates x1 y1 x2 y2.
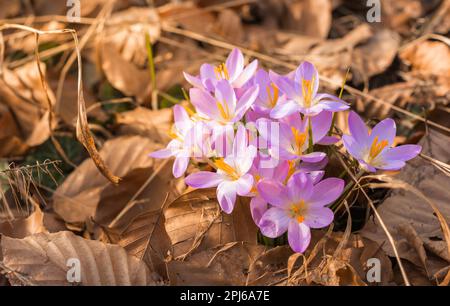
53 135 163 224
0 203 46 239
164 188 258 259
0 61 55 154
361 130 450 283
283 0 332 38
166 242 266 285
1 231 155 285
97 7 161 103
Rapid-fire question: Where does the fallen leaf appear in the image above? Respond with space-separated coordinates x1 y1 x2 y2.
0 203 46 239
1 231 155 285
164 188 258 259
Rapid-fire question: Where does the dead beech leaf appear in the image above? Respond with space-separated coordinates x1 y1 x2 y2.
0 204 46 239
166 242 265 285
0 1 21 19
0 61 54 151
98 7 160 103
0 103 28 157
164 188 258 259
1 231 155 285
115 106 172 142
361 130 450 283
53 135 163 224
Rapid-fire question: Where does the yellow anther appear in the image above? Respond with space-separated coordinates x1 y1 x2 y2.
214 63 230 80
217 101 231 121
301 75 315 108
369 136 388 161
266 83 279 108
214 158 239 180
290 200 306 223
291 127 307 154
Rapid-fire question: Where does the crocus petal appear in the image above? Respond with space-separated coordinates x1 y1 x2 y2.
225 48 244 82
259 207 290 238
235 84 259 121
270 100 301 119
310 111 332 143
185 171 223 188
173 104 191 132
348 111 369 145
189 88 219 119
370 118 396 146
200 63 216 81
183 72 203 89
381 145 421 162
295 61 319 97
287 172 313 203
236 174 254 196
376 160 405 171
270 73 298 99
215 79 237 114
304 207 334 229
321 101 350 112
257 179 290 208
308 178 344 207
250 196 268 225
308 171 325 184
300 152 326 163
288 221 311 253
173 156 190 178
149 148 173 159
233 59 258 88
217 181 238 214
342 135 364 160
359 159 377 173
317 136 339 145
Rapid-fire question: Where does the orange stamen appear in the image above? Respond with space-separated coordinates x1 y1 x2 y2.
369 136 388 161
214 158 239 180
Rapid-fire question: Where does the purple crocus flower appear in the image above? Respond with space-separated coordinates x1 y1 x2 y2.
185 125 256 214
342 111 422 172
257 172 344 253
257 111 332 163
149 105 195 178
250 69 284 116
184 48 258 91
189 79 259 124
270 61 349 117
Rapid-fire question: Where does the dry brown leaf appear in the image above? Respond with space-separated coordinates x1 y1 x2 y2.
166 242 265 285
53 135 163 224
283 0 332 38
0 204 46 239
97 7 160 104
0 103 28 157
1 231 155 285
0 1 21 19
0 61 54 151
164 188 258 259
361 130 450 283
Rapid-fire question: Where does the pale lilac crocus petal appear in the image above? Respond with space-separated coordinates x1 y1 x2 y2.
288 221 311 253
381 145 422 162
225 48 244 82
149 147 173 159
270 74 297 99
235 84 259 121
270 100 301 119
236 174 254 196
287 172 313 203
185 171 223 188
342 135 365 160
233 124 248 156
259 208 290 238
200 63 216 80
250 196 268 225
298 157 328 172
299 104 324 116
217 181 238 214
233 59 258 88
304 207 334 229
308 171 325 184
310 111 332 143
317 136 339 145
348 111 369 144
257 179 290 208
173 104 191 132
215 79 236 113
183 72 203 89
370 118 396 146
321 101 350 112
359 159 377 173
300 152 326 163
376 160 406 171
173 156 190 178
254 68 270 102
295 61 319 97
189 88 219 119
309 178 344 207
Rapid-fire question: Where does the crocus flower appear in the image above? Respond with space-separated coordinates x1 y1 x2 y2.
270 61 349 117
257 172 344 253
184 48 258 92
250 69 284 115
149 105 195 178
257 111 332 163
189 79 259 125
342 111 422 172
185 125 256 214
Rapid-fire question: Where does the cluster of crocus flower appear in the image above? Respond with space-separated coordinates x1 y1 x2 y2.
150 48 421 253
